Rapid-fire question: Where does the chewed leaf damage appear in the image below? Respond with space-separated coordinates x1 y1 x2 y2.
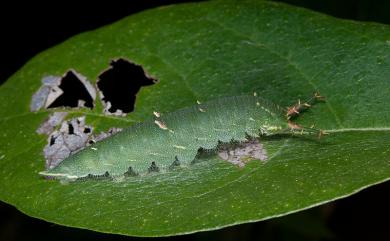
217 138 268 168
96 58 157 116
30 70 96 111
43 116 94 169
40 114 122 170
30 58 157 117
39 94 325 181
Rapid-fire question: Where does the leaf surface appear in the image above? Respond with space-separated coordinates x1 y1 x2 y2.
0 0 389 236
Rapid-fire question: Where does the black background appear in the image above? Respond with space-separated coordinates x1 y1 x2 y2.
0 1 389 240
0 0 389 85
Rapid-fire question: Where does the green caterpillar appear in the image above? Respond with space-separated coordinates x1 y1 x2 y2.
39 93 325 181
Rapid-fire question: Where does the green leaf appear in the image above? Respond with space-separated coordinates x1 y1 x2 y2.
0 0 389 237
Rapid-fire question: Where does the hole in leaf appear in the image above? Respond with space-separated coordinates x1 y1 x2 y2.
97 58 157 115
47 70 95 109
67 122 74 135
49 135 56 146
30 70 96 111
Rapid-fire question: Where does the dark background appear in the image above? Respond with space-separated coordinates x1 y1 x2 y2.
0 1 389 240
0 0 389 85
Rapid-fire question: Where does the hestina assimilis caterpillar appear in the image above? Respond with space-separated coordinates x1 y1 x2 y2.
39 93 326 181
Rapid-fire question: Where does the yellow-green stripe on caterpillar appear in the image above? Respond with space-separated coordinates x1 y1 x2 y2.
39 93 325 181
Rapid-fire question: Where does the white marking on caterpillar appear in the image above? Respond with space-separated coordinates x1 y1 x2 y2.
91 147 98 151
196 100 201 105
263 125 281 131
154 120 168 130
260 106 273 115
153 111 161 118
196 137 208 141
198 108 206 112
173 145 187 150
39 172 78 179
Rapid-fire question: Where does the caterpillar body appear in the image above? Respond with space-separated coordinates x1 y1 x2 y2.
39 94 323 181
